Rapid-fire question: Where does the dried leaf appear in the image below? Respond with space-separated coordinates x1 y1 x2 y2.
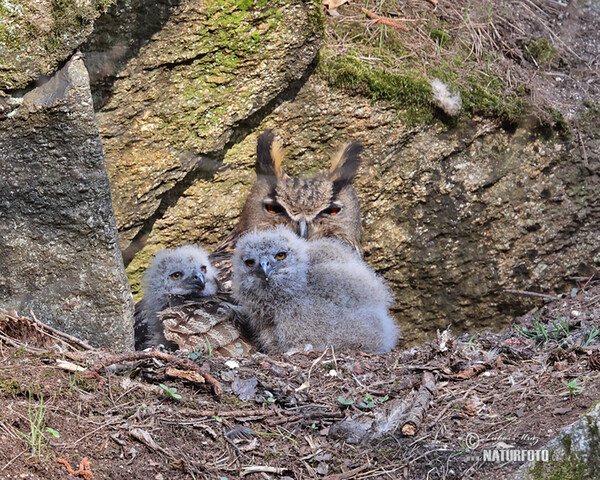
165 367 205 384
129 428 165 452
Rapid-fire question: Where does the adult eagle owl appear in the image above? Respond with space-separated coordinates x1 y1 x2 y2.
210 130 363 286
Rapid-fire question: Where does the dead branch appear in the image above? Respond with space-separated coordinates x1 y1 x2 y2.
504 289 559 301
361 7 412 32
401 372 437 436
241 466 286 476
267 411 344 426
322 462 370 480
29 310 95 351
88 351 223 395
178 407 278 419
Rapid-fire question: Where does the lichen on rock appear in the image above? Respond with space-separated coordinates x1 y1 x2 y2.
0 0 113 91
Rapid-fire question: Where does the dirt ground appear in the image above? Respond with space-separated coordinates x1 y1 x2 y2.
0 274 598 480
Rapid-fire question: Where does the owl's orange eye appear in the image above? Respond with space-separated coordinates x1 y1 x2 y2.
323 206 341 215
245 259 255 267
201 266 207 274
264 202 284 215
170 272 183 280
275 252 286 260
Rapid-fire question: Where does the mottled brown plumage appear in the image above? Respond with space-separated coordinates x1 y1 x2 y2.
210 130 363 287
161 295 255 356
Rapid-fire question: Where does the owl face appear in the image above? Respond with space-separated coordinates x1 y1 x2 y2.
237 131 363 251
232 227 308 296
144 245 218 301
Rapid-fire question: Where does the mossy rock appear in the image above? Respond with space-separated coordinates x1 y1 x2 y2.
0 0 113 90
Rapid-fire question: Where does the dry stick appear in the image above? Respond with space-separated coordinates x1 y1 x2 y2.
360 7 412 32
401 372 437 436
178 408 277 418
322 462 370 480
267 411 344 426
504 289 558 301
240 466 286 477
88 351 223 395
29 310 94 350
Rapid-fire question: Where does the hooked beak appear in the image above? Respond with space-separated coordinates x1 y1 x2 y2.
297 219 308 239
187 271 205 291
259 257 274 282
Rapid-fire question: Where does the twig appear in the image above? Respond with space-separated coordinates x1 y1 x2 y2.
0 331 48 353
29 310 94 350
504 289 558 301
322 462 370 480
267 411 343 426
361 7 412 32
178 408 277 418
0 450 26 472
240 466 286 476
88 351 223 395
401 372 437 436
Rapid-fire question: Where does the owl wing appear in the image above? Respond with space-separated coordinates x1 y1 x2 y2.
160 296 254 356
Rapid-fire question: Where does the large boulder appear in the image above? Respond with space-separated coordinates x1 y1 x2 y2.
0 54 134 351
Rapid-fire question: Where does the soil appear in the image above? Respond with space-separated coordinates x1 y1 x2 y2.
0 276 598 480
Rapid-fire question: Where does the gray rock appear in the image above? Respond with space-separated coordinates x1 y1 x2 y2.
0 54 134 351
511 401 600 479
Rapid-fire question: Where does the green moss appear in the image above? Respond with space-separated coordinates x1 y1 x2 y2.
0 378 22 397
127 245 163 301
529 450 587 480
318 54 434 124
524 38 557 67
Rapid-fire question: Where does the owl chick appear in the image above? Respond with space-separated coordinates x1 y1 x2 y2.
231 227 399 354
210 130 363 287
134 245 218 350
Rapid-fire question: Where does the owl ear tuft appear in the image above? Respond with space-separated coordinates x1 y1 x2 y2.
328 142 363 186
256 130 284 178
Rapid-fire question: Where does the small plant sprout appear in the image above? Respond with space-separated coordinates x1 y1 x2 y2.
563 378 584 399
584 326 600 346
337 395 354 406
514 315 571 345
205 337 212 358
17 392 59 456
159 384 182 400
359 393 390 409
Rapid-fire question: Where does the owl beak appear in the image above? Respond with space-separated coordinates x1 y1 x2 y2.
187 271 205 290
259 257 274 281
297 219 308 239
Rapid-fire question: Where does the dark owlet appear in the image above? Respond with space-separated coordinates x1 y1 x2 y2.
210 130 363 286
134 245 218 350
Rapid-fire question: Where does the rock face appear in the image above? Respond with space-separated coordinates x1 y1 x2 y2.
512 401 600 479
82 0 323 256
124 75 600 343
0 55 134 351
78 0 599 344
0 0 113 90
